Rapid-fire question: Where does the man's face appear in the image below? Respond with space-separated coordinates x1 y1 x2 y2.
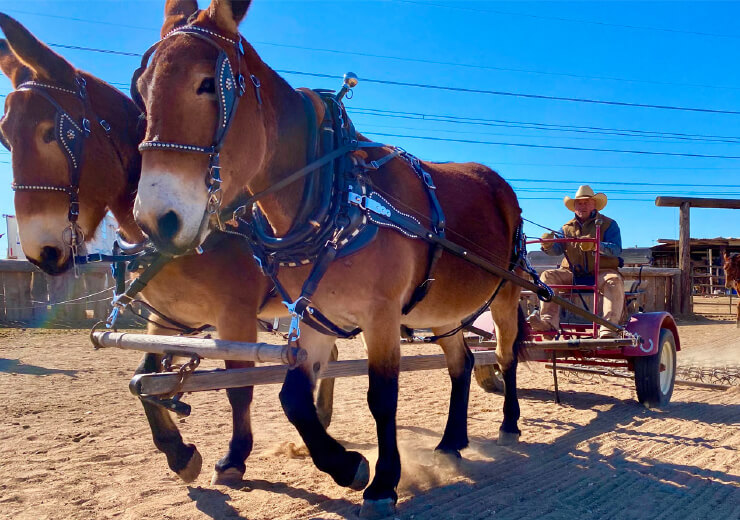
574 198 596 220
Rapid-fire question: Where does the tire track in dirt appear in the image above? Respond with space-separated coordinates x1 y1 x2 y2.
392 385 739 519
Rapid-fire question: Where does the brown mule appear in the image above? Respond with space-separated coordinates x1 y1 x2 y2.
0 12 336 485
132 1 526 516
723 252 740 326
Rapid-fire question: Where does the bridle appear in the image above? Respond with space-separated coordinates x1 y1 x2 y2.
6 77 91 258
131 24 261 227
3 75 131 270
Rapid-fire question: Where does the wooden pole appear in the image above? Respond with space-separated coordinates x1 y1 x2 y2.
92 331 307 365
655 197 740 209
679 201 692 315
131 351 501 396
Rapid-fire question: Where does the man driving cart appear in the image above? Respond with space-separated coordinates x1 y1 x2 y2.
529 185 625 338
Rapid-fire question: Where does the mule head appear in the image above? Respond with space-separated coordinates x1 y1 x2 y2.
724 252 740 289
134 0 275 254
0 13 141 274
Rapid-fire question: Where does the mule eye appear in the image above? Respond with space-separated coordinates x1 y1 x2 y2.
42 127 54 143
197 78 216 95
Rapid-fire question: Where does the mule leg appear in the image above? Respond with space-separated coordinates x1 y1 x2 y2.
360 312 402 519
316 343 338 430
490 283 525 446
137 324 202 483
279 327 370 490
432 328 474 464
212 318 258 485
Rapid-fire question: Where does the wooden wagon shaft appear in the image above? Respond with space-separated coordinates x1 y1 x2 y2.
92 331 307 365
131 350 500 396
545 364 731 390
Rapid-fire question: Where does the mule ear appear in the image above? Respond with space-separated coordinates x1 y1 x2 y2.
207 0 252 34
161 0 200 38
0 38 32 87
0 13 76 85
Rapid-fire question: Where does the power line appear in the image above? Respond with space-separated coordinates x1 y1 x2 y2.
492 162 740 171
395 0 740 41
279 70 740 116
505 178 740 189
256 41 740 93
363 131 740 159
12 8 740 92
518 197 655 202
3 9 156 32
357 122 740 146
349 107 740 143
6 35 737 116
513 187 740 196
48 43 142 57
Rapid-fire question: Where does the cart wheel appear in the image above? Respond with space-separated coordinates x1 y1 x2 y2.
634 328 676 408
474 363 505 393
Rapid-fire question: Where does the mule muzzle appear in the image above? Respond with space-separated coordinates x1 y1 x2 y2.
28 246 73 276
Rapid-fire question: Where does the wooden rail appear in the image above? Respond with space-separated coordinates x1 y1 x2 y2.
92 332 307 365
131 351 501 396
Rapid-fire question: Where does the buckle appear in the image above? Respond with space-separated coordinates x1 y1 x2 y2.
422 171 436 189
69 200 80 216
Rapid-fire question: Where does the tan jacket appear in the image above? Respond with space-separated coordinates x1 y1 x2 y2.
559 213 620 274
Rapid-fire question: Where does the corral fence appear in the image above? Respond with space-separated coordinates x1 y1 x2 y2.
1 259 683 328
0 259 141 328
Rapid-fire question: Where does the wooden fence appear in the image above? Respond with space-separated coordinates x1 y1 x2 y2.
1 259 684 329
0 260 140 328
528 263 683 315
621 267 682 314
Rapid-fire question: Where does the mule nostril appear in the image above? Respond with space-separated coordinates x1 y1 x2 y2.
157 210 181 242
40 246 61 266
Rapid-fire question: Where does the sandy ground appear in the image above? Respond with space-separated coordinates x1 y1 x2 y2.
0 320 738 520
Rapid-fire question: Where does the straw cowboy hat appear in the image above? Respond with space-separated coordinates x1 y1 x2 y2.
564 185 607 212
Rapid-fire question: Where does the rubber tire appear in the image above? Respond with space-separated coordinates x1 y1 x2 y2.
634 328 676 408
473 363 505 393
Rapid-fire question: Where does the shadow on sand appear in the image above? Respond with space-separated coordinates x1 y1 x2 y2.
0 358 78 377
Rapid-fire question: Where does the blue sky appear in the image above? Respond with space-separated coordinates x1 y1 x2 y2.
1 0 739 256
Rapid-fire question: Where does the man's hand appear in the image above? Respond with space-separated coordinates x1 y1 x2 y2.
541 232 555 251
579 241 596 252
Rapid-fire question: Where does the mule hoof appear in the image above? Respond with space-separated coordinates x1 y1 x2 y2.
433 449 462 470
177 446 203 483
349 456 370 491
210 466 245 486
497 429 521 446
359 498 396 519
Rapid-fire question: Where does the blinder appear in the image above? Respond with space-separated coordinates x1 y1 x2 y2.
10 80 90 225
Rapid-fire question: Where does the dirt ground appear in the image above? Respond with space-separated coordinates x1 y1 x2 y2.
0 320 738 520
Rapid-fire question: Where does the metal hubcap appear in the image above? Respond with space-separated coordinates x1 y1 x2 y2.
659 341 674 394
